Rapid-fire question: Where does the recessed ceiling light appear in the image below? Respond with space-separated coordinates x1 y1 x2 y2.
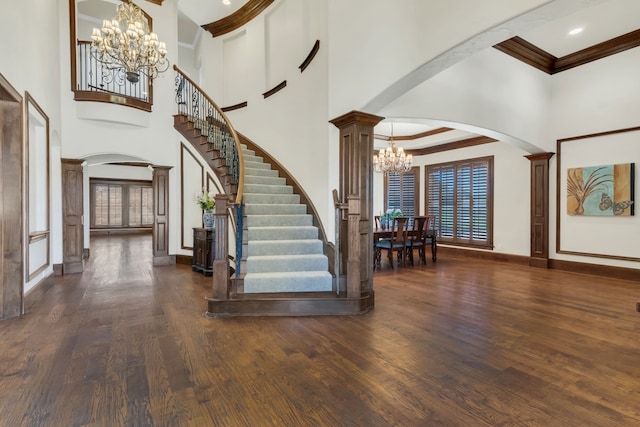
569 27 583 36
223 0 230 5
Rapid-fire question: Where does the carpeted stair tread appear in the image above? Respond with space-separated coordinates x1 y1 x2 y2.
244 271 333 293
246 254 328 273
248 239 323 255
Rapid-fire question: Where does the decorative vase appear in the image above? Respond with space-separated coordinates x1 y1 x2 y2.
203 210 214 228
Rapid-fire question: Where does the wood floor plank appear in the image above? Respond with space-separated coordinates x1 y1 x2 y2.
1 235 640 426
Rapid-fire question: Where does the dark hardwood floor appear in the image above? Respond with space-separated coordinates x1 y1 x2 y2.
1 234 639 426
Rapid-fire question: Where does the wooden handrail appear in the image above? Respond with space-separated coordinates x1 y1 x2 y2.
173 64 245 204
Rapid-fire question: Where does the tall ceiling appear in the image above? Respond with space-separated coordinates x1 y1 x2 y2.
85 0 640 152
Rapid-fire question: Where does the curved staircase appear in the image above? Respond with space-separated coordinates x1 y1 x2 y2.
242 144 332 293
173 67 372 315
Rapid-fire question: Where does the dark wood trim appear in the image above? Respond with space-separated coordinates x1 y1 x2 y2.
144 0 163 5
549 259 640 283
407 135 496 156
25 91 51 282
299 40 320 72
554 28 640 73
330 110 384 296
202 0 275 37
152 165 173 265
435 245 530 265
90 177 152 185
494 29 640 74
69 0 77 92
105 162 152 168
180 143 204 250
525 152 554 268
73 91 153 112
221 101 248 112
262 80 286 99
493 36 555 74
556 126 640 262
175 254 192 265
207 291 373 316
0 73 24 318
436 245 640 282
53 264 63 276
376 127 453 142
61 159 85 275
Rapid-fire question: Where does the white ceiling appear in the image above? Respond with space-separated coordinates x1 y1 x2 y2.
81 0 639 152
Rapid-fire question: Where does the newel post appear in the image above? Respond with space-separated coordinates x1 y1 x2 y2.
212 194 230 300
330 111 384 298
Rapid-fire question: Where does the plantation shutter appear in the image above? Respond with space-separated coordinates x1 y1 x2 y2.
425 157 493 247
384 167 419 221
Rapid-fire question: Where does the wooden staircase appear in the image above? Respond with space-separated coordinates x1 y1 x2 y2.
172 66 373 316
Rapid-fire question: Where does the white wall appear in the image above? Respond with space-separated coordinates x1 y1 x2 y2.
373 141 531 257
549 47 640 269
198 0 332 238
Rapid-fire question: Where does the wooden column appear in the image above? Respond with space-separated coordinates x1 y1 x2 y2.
61 159 85 274
212 194 230 300
152 166 174 265
330 111 384 297
525 153 554 268
0 74 24 319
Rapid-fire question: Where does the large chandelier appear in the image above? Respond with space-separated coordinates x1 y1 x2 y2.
373 123 413 174
90 0 169 83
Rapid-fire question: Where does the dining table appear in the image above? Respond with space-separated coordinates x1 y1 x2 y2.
373 226 438 262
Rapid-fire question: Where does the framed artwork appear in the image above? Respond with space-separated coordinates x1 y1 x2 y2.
556 126 640 261
566 163 634 216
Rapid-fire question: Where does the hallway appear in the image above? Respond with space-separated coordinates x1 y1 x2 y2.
1 235 639 426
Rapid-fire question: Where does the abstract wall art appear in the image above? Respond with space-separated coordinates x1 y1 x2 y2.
566 163 635 216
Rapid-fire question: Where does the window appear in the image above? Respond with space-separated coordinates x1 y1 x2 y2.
425 156 493 248
384 166 419 219
91 179 153 229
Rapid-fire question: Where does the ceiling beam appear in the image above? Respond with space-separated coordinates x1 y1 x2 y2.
405 136 497 156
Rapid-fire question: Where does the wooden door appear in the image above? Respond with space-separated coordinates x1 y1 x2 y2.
61 159 84 274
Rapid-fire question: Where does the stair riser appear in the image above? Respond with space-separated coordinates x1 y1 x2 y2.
244 168 279 178
244 176 286 186
248 240 323 256
244 204 307 215
248 227 318 241
244 161 271 170
244 274 332 293
246 215 312 227
243 194 300 204
244 184 293 195
246 256 328 273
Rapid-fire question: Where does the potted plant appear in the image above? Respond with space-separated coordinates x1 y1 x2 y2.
196 188 216 228
380 208 403 228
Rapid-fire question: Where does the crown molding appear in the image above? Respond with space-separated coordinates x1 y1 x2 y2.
405 135 496 156
494 28 640 74
202 0 274 38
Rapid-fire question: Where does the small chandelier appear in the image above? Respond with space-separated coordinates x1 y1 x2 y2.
90 0 169 83
373 123 413 174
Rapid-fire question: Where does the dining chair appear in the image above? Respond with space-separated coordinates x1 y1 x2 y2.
374 216 409 270
422 215 438 263
405 216 428 265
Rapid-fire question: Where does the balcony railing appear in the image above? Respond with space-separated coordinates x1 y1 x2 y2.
74 41 153 112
